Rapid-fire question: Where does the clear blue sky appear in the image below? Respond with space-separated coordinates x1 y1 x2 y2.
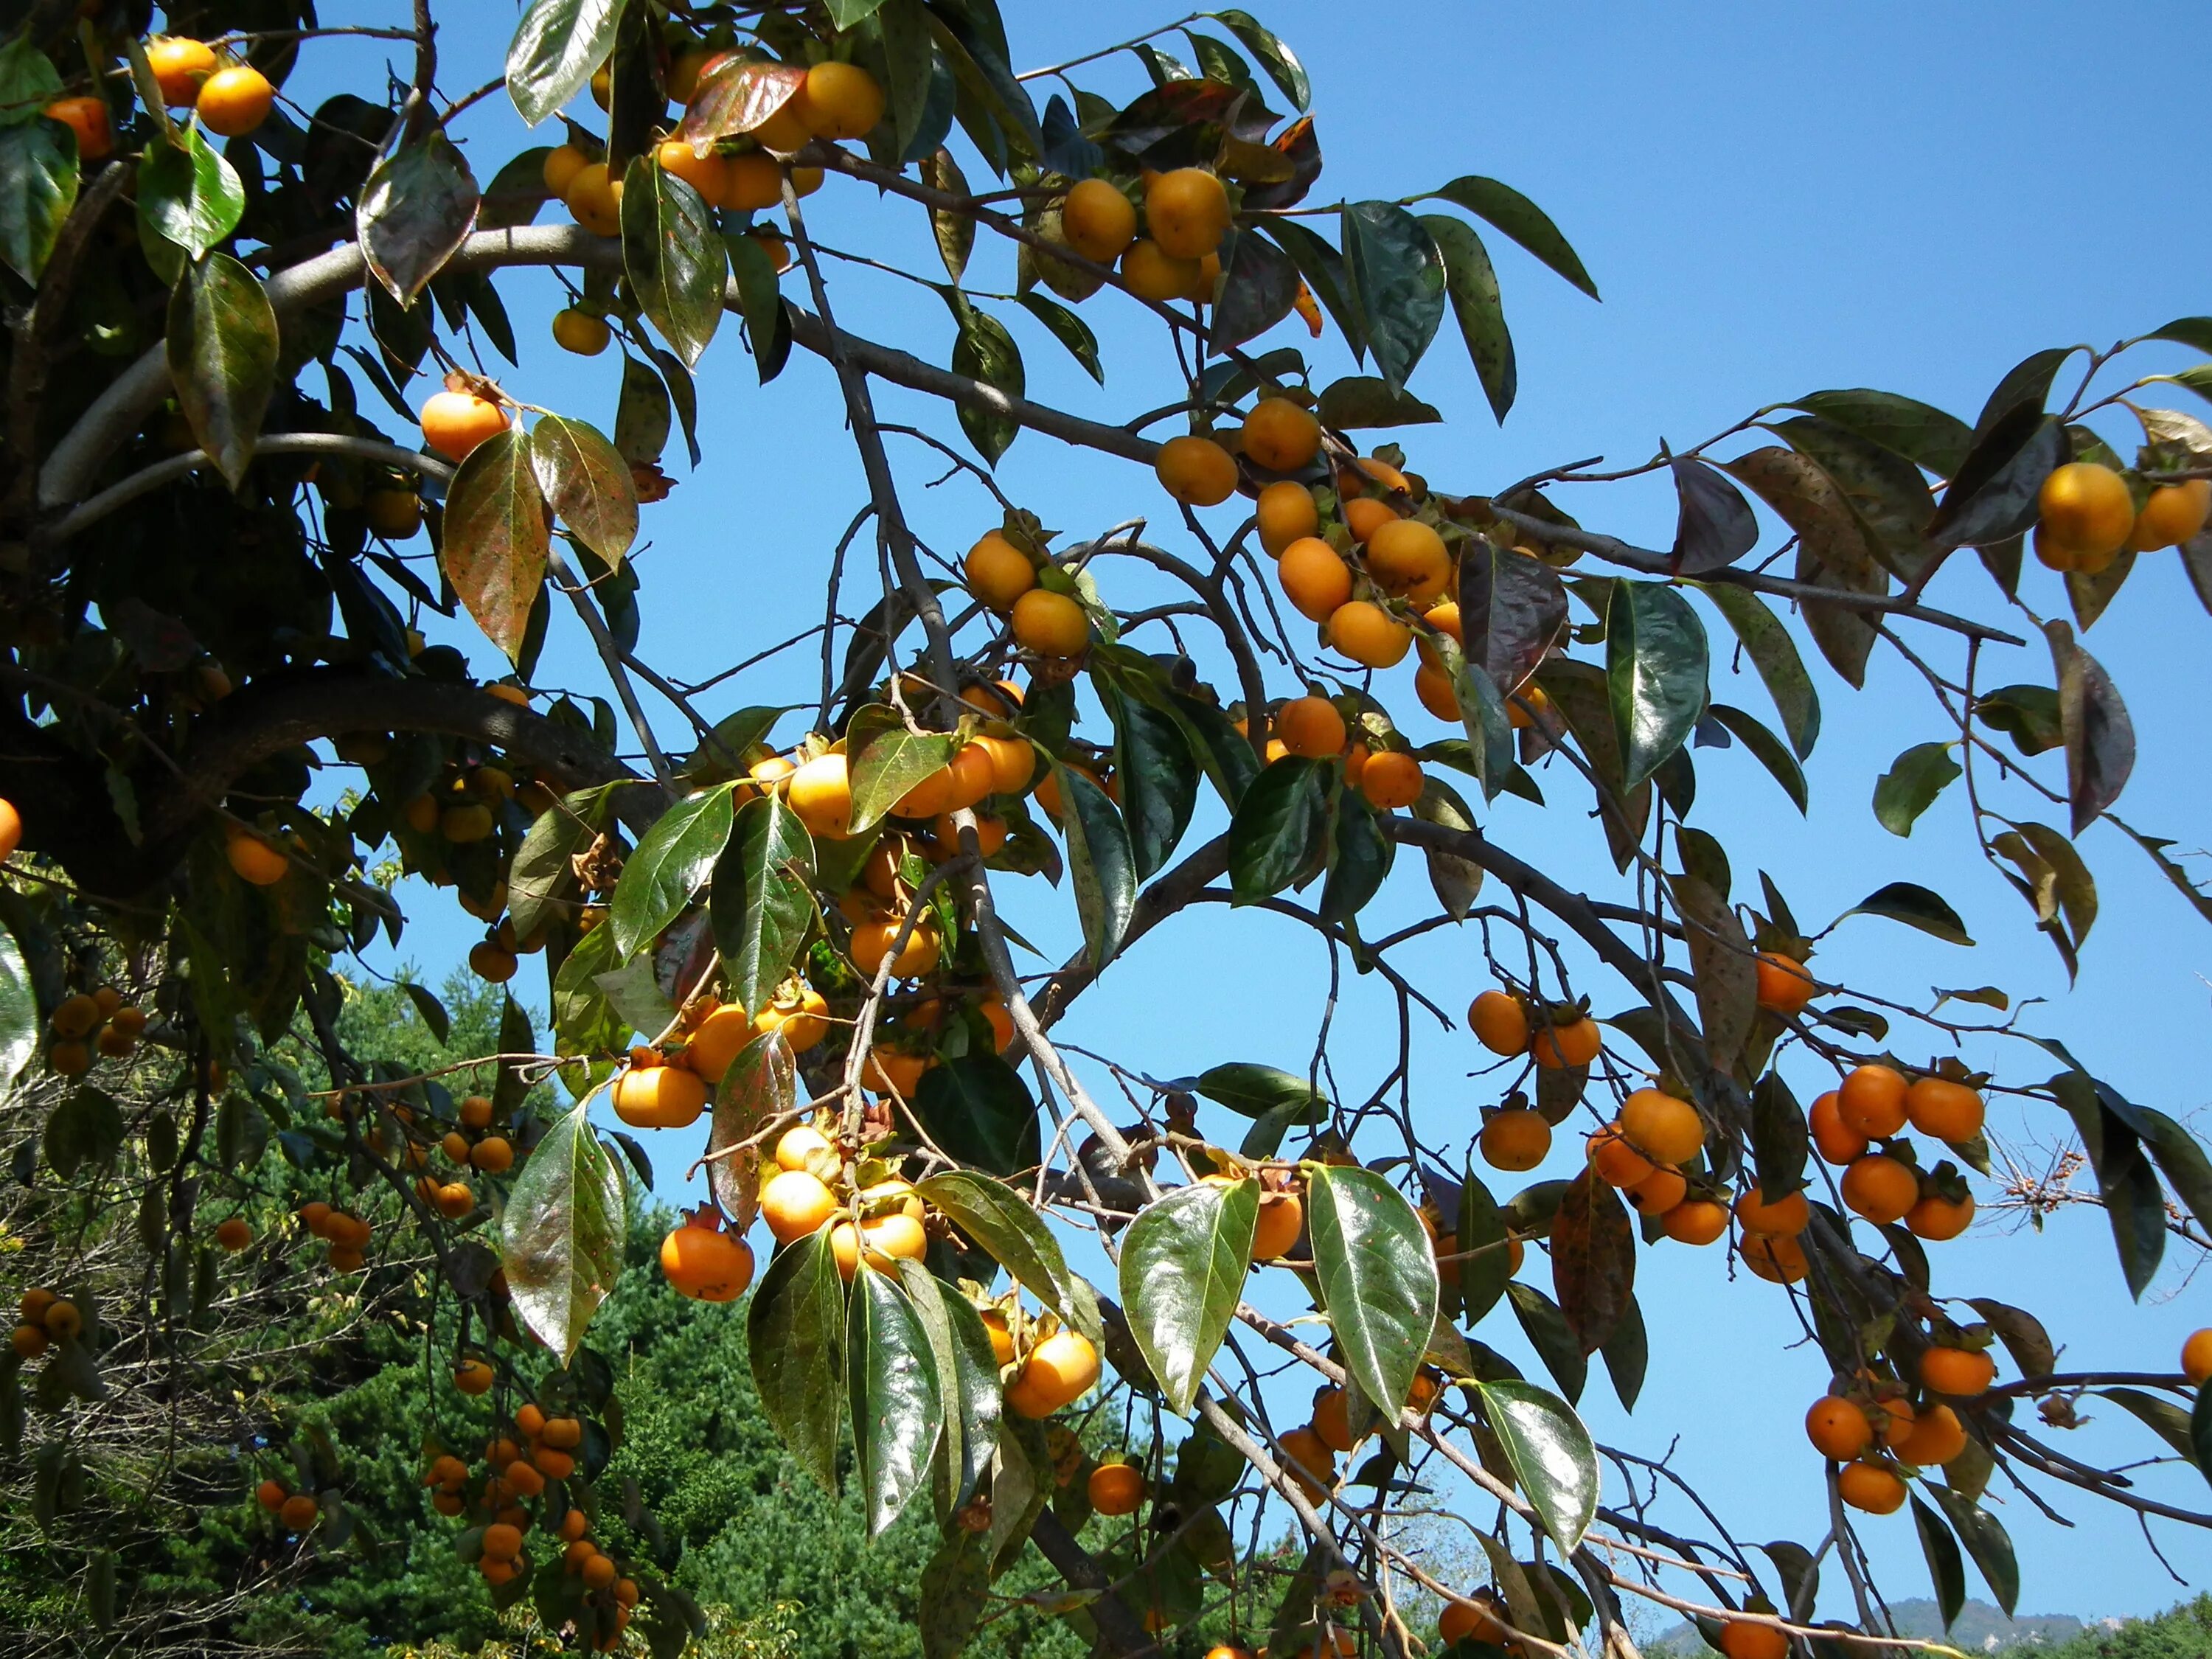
300 0 2212 1625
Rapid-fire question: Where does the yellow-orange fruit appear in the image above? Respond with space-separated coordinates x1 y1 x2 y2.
1257 480 1320 554
1240 398 1321 473
1121 238 1200 302
1621 1088 1703 1164
964 531 1036 611
1806 1396 1875 1460
1755 951 1816 1015
1005 1330 1100 1417
1905 1077 1984 1141
1480 1108 1551 1172
1837 1064 1909 1138
2037 462 2135 560
2129 479 2212 551
760 1169 838 1244
1155 435 1239 507
1275 695 1346 758
1467 990 1529 1056
420 389 509 462
1326 600 1411 668
1278 538 1354 622
1357 751 1422 811
1062 178 1138 264
195 65 275 137
1144 168 1232 260
1011 588 1091 658
1364 518 1450 602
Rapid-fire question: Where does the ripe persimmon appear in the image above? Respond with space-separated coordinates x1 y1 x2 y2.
1062 178 1137 264
2183 1328 2212 1385
612 1064 708 1130
1733 1186 1809 1237
226 830 289 886
44 97 112 161
760 1169 838 1244
468 941 518 983
1326 600 1411 668
1257 480 1320 553
1754 951 1816 1015
1011 588 1090 657
1468 990 1530 1056
1906 1190 1974 1241
420 388 509 462
1276 695 1346 758
1088 1461 1145 1515
1621 1088 1704 1164
1837 1460 1907 1514
1804 1396 1874 1460
1311 1386 1360 1454
1144 167 1231 260
1896 1402 1967 1467
215 1217 252 1251
1840 1153 1917 1224
1626 1167 1687 1216
850 914 942 979
1920 1346 1996 1397
1343 495 1398 543
1240 398 1321 473
148 37 217 105
257 1478 289 1512
1809 1091 1867 1166
196 65 274 136
2129 479 2211 551
1278 538 1354 622
1439 1591 1510 1648
660 1218 755 1301
964 531 1035 611
1121 238 1199 302
1740 1232 1806 1284
0 797 18 859
543 144 589 195
1531 1015 1601 1069
2038 462 2135 561
1155 435 1239 507
754 981 830 1051
1364 518 1450 602
1662 1198 1728 1245
793 60 882 139
1357 751 1422 811
1588 1124 1656 1186
563 161 622 235
1006 1330 1100 1417
786 753 855 839
279 1492 322 1532
1717 1621 1789 1659
1480 1108 1551 1172
470 1136 513 1175
453 1358 494 1396
1905 1076 1984 1141
1276 1424 1336 1500
1837 1064 1908 1138
1252 1189 1304 1261
1413 663 1458 721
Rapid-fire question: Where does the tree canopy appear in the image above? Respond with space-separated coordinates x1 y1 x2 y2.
4 3 2212 1658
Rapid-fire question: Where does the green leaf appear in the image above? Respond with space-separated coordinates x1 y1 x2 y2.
0 35 64 121
1910 1497 1967 1630
920 148 973 281
847 1266 943 1537
1306 1164 1437 1416
1228 756 1327 899
950 296 1025 465
828 0 891 24
1872 741 1961 837
1261 218 1363 354
1695 583 1820 760
1210 225 1300 351
1339 201 1444 392
1929 410 2066 549
0 925 36 1088
1119 1178 1258 1416
2047 620 2135 835
507 801 594 940
1672 871 1756 1071
1670 456 1761 576
918 1531 990 1659
357 131 480 305
1823 889 1959 958
2050 1068 2164 1299
895 1261 999 1513
1548 1169 1634 1356
1750 1071 1809 1206
2098 1387 2197 1459
1016 291 1102 383
1195 1062 1326 1124
500 1102 625 1362
1474 1379 1599 1551
1426 176 1598 299
442 428 552 661
747 1224 845 1494
1455 1166 1513 1326
708 794 815 1023
1318 784 1392 924
0 116 76 283
1461 539 1568 695
44 1088 124 1179
1057 762 1137 967
705 1029 789 1228
1097 678 1197 881
621 156 723 369
136 124 242 262
844 704 956 833
1507 1281 1586 1401
1606 580 1709 793
400 981 451 1044
1975 684 2063 758
1410 774 1484 919
167 253 279 492
611 783 737 959
1208 10 1310 108
1772 414 1940 583
529 414 639 566
1923 1486 2020 1617
1314 375 1441 430
1422 214 1514 422
916 1170 1099 1342
507 0 625 126
1791 389 1973 476
1704 704 1808 814
1599 1295 1647 1413
914 1054 1039 1177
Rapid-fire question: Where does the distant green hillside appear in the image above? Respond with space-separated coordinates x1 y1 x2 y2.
1649 1598 2086 1654
2043 1595 2212 1658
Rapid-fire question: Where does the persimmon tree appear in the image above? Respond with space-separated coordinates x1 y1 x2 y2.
4 3 2212 1657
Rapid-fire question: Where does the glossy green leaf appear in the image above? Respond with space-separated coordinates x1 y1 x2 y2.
529 414 639 566
847 1265 943 1537
1910 1497 1967 1630
1228 755 1327 899
1773 414 1940 583
1791 388 1973 476
1427 175 1597 298
1695 582 1819 758
918 1530 990 1659
0 35 64 120
0 116 75 282
1422 213 1514 421
137 125 242 262
442 428 552 660
1057 762 1137 967
1923 1485 2020 1616
1211 224 1300 351
895 1261 1000 1513
920 147 973 281
167 253 279 492
1872 741 1961 836
1750 1071 1809 1206
1314 375 1440 430
682 54 807 145
358 131 479 305
1262 218 1363 353
1599 1295 1647 1413
1306 1164 1437 1416
500 1102 625 1361
1208 10 1310 108
1195 1062 1326 1124
620 156 722 369
950 294 1023 465
1672 871 1756 1071
507 804 591 942
1606 580 1709 792
1016 290 1103 383
1461 538 1568 697
706 1029 790 1231
1843 881 1974 947
1098 678 1198 881
1474 1379 1599 1551
0 924 36 1088
611 782 736 959
2098 1387 2195 1458
507 0 624 126
914 1054 1040 1177
2047 620 2135 835
1670 456 1760 576
1119 1178 1257 1416
1455 1166 1513 1326
2051 1068 2164 1299
1705 704 1808 814
1507 1280 1587 1402
1929 410 2065 549
747 1224 845 1494
845 703 956 833
708 794 815 1023
1339 201 1444 392
1410 773 1484 919
917 1170 1099 1341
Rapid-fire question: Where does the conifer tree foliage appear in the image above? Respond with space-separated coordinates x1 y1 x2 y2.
4 3 2212 1655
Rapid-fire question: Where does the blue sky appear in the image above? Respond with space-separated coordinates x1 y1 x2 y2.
294 0 2212 1626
